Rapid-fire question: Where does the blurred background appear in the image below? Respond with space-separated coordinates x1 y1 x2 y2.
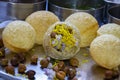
0 0 120 25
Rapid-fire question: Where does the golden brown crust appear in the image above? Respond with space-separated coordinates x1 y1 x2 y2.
26 11 60 45
2 20 36 53
65 12 99 47
90 34 120 69
97 23 120 38
3 38 28 53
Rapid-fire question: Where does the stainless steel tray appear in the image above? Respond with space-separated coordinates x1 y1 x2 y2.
0 21 119 80
0 46 89 80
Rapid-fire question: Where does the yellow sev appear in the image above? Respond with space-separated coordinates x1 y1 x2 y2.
52 24 76 48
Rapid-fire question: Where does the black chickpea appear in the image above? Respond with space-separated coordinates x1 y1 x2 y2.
14 53 26 63
5 65 15 75
53 65 59 72
112 70 119 79
104 70 113 80
40 58 49 68
31 55 38 65
26 70 36 80
0 58 8 67
56 71 66 80
69 57 79 67
63 66 69 75
68 67 77 79
58 61 65 71
50 32 56 38
18 63 26 74
10 57 19 67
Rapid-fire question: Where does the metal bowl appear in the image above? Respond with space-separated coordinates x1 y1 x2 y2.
104 0 120 23
48 0 105 25
104 0 120 8
108 5 120 25
7 0 46 20
0 0 46 22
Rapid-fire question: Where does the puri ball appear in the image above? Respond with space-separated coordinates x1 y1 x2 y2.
65 12 99 47
26 11 60 45
97 23 120 38
90 34 120 69
2 20 36 53
43 22 80 60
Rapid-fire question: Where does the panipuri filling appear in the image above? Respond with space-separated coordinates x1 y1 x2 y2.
50 23 78 52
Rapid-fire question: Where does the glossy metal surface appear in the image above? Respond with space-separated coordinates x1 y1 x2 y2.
0 2 11 22
0 45 119 80
0 0 46 22
104 0 120 23
48 0 105 25
108 5 120 25
104 0 120 4
7 0 46 20
0 23 114 80
0 45 81 80
9 0 44 3
0 71 20 80
0 21 120 79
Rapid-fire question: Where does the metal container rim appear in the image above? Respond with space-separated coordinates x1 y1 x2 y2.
108 5 120 20
104 0 120 4
49 1 105 12
8 0 46 5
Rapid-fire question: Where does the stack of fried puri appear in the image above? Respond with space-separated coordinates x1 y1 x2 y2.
90 23 120 69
